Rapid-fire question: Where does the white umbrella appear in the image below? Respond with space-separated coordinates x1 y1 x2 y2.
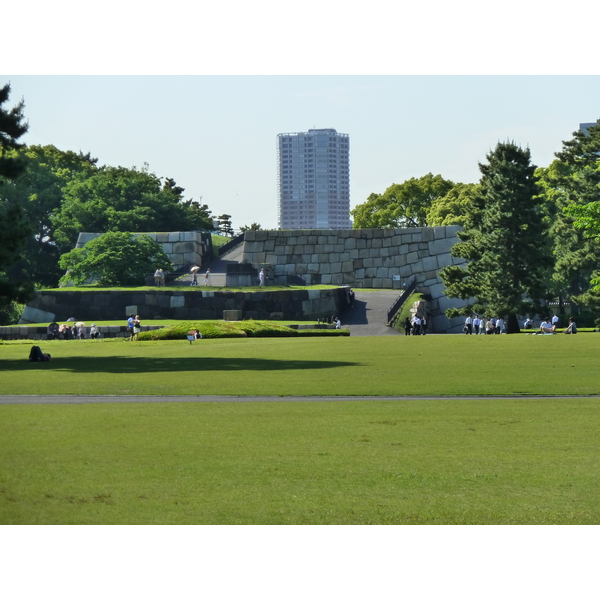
190 266 200 273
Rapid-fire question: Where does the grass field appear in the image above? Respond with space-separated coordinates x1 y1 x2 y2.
1 334 599 396
1 334 600 524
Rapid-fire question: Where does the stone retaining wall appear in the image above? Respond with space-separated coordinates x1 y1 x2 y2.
0 325 163 341
75 231 212 271
19 288 351 324
240 227 470 333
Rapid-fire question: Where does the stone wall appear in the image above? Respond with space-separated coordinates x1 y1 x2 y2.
240 227 469 333
75 231 212 271
19 288 351 324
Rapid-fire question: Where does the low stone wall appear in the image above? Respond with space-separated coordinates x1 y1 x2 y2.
75 231 213 271
19 288 351 324
0 325 163 341
240 227 469 333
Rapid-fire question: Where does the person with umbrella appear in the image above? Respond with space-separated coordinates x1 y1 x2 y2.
190 265 200 286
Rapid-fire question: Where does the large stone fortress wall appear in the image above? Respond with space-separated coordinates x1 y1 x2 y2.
241 226 468 333
75 231 212 271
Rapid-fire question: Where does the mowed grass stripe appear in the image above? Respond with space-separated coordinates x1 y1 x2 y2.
1 334 598 396
1 398 599 524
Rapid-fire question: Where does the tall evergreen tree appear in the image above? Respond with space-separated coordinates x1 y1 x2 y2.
536 120 600 313
0 83 34 323
440 142 553 333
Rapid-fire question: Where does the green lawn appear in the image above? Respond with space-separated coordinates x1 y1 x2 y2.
2 334 600 524
1 334 599 396
2 398 600 524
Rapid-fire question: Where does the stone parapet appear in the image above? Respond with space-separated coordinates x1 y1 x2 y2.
241 227 470 332
19 287 352 324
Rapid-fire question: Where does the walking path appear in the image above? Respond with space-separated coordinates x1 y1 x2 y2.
341 290 402 336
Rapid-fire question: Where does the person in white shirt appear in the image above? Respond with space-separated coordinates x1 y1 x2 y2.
413 315 421 336
495 318 504 334
472 315 481 335
552 314 560 328
540 318 555 334
464 315 473 335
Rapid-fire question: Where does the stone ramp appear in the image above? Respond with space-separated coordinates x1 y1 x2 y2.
175 242 245 288
340 290 403 336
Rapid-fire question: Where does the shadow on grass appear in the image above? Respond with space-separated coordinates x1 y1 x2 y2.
2 356 360 374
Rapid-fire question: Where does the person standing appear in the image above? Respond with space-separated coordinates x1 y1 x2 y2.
127 314 135 341
203 269 212 286
258 268 266 286
421 315 427 335
473 315 481 335
495 317 504 334
552 314 560 329
464 315 473 334
404 317 412 336
413 315 421 336
133 315 141 341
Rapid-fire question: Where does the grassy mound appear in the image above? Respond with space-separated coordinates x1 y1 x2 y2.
137 320 349 340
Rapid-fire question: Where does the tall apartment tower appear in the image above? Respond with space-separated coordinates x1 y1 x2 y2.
277 128 350 230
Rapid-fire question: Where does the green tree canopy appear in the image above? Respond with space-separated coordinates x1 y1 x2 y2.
426 182 480 226
58 231 174 287
351 173 455 228
1 144 98 287
0 83 34 323
440 142 553 333
52 165 215 252
537 120 600 308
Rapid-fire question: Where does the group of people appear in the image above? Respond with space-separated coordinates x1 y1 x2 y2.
190 267 211 286
464 316 504 335
126 314 142 341
317 315 342 328
537 315 577 334
404 315 427 335
47 321 100 340
154 268 165 286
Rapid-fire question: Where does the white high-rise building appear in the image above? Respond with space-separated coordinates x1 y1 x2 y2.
277 128 350 230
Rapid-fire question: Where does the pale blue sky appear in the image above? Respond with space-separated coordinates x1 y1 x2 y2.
5 76 600 230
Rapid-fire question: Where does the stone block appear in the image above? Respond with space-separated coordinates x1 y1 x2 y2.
170 295 185 308
429 237 455 256
436 253 453 269
20 306 56 324
406 252 419 264
342 261 354 273
126 304 138 315
419 255 438 271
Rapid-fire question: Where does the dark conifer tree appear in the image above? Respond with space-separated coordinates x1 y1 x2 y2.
440 142 553 333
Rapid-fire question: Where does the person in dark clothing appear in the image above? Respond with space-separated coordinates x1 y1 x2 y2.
29 346 51 361
404 317 412 336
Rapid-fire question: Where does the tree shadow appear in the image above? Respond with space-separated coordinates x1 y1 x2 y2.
3 356 359 374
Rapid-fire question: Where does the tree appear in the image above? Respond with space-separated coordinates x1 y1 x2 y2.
58 231 174 287
0 83 33 323
53 166 215 252
217 214 234 237
239 222 262 232
426 183 480 226
1 144 98 287
537 120 600 311
351 173 455 228
439 142 553 333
